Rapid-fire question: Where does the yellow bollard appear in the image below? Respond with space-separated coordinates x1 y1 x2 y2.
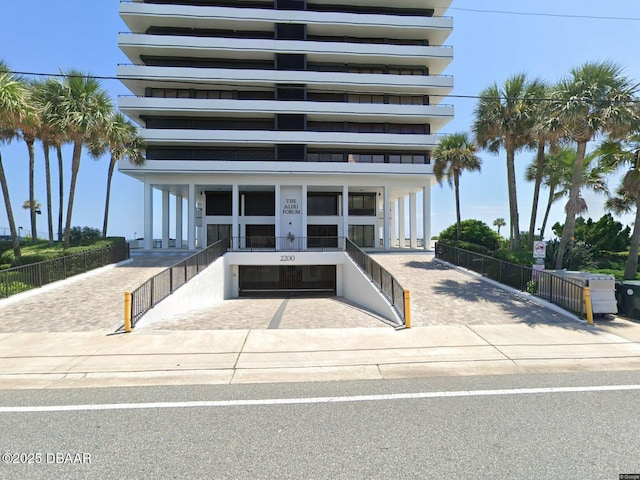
124 291 132 333
584 286 593 325
404 290 411 329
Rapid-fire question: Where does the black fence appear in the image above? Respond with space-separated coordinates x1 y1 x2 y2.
0 242 130 298
345 238 407 324
230 236 344 252
435 242 585 316
129 238 229 327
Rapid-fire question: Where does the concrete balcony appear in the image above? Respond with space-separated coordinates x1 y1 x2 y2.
117 65 454 97
120 2 453 45
118 96 454 131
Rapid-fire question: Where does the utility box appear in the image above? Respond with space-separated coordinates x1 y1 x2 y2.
616 280 640 319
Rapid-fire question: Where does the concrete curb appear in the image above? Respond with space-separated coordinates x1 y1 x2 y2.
0 258 134 307
432 257 587 325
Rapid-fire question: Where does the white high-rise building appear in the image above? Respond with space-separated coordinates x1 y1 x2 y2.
117 0 453 296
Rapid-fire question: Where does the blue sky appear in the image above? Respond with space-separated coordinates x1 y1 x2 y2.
0 0 639 240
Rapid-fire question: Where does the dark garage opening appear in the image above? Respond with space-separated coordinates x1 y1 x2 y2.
239 265 336 296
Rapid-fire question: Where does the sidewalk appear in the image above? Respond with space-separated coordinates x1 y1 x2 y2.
1 319 640 389
2 251 640 390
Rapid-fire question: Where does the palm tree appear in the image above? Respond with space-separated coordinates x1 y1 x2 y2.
32 78 64 246
18 82 41 244
607 187 640 280
433 132 482 241
0 61 31 259
530 147 610 241
526 147 574 240
473 73 546 250
527 83 559 249
22 200 41 239
41 70 113 248
597 134 640 279
87 112 146 237
493 218 506 235
544 61 639 269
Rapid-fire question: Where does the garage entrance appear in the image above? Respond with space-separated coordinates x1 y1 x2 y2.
239 265 337 297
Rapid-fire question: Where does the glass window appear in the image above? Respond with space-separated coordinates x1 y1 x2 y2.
308 195 338 216
389 154 401 163
401 155 413 164
348 225 375 248
372 154 384 163
205 192 232 216
207 224 231 246
413 154 426 164
244 193 275 216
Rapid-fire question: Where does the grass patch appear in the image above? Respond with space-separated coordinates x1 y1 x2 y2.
0 237 126 268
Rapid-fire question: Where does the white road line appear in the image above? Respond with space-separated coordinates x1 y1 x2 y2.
1 384 640 413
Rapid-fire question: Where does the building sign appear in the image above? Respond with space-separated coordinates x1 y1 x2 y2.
282 198 300 215
533 241 546 259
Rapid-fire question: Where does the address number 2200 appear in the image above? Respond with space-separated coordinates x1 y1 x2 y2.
280 256 295 262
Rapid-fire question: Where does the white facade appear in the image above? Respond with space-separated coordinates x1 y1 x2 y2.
117 0 453 251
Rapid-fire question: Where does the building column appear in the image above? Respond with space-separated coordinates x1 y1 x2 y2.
423 183 431 250
383 186 391 250
390 199 397 248
410 192 418 249
232 184 239 250
342 185 349 249
188 183 196 249
162 190 170 249
175 195 183 249
301 184 307 250
143 181 153 250
275 184 281 249
398 195 406 249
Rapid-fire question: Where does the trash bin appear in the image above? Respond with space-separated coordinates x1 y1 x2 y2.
616 280 640 319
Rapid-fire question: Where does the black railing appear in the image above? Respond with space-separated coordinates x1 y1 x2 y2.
129 238 229 327
435 242 586 316
230 236 344 252
0 243 130 298
345 238 407 324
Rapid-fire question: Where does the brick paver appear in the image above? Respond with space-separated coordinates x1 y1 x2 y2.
0 253 191 332
370 251 571 326
0 250 573 334
139 297 389 330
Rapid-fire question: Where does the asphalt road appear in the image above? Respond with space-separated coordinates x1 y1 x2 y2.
1 371 639 479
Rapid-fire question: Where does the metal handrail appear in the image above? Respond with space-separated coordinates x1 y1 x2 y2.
129 238 229 327
0 242 130 299
345 238 407 324
434 242 586 316
229 236 344 252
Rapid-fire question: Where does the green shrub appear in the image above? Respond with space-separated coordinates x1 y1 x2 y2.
493 249 535 266
439 220 501 251
69 226 102 246
545 240 596 270
437 239 492 255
